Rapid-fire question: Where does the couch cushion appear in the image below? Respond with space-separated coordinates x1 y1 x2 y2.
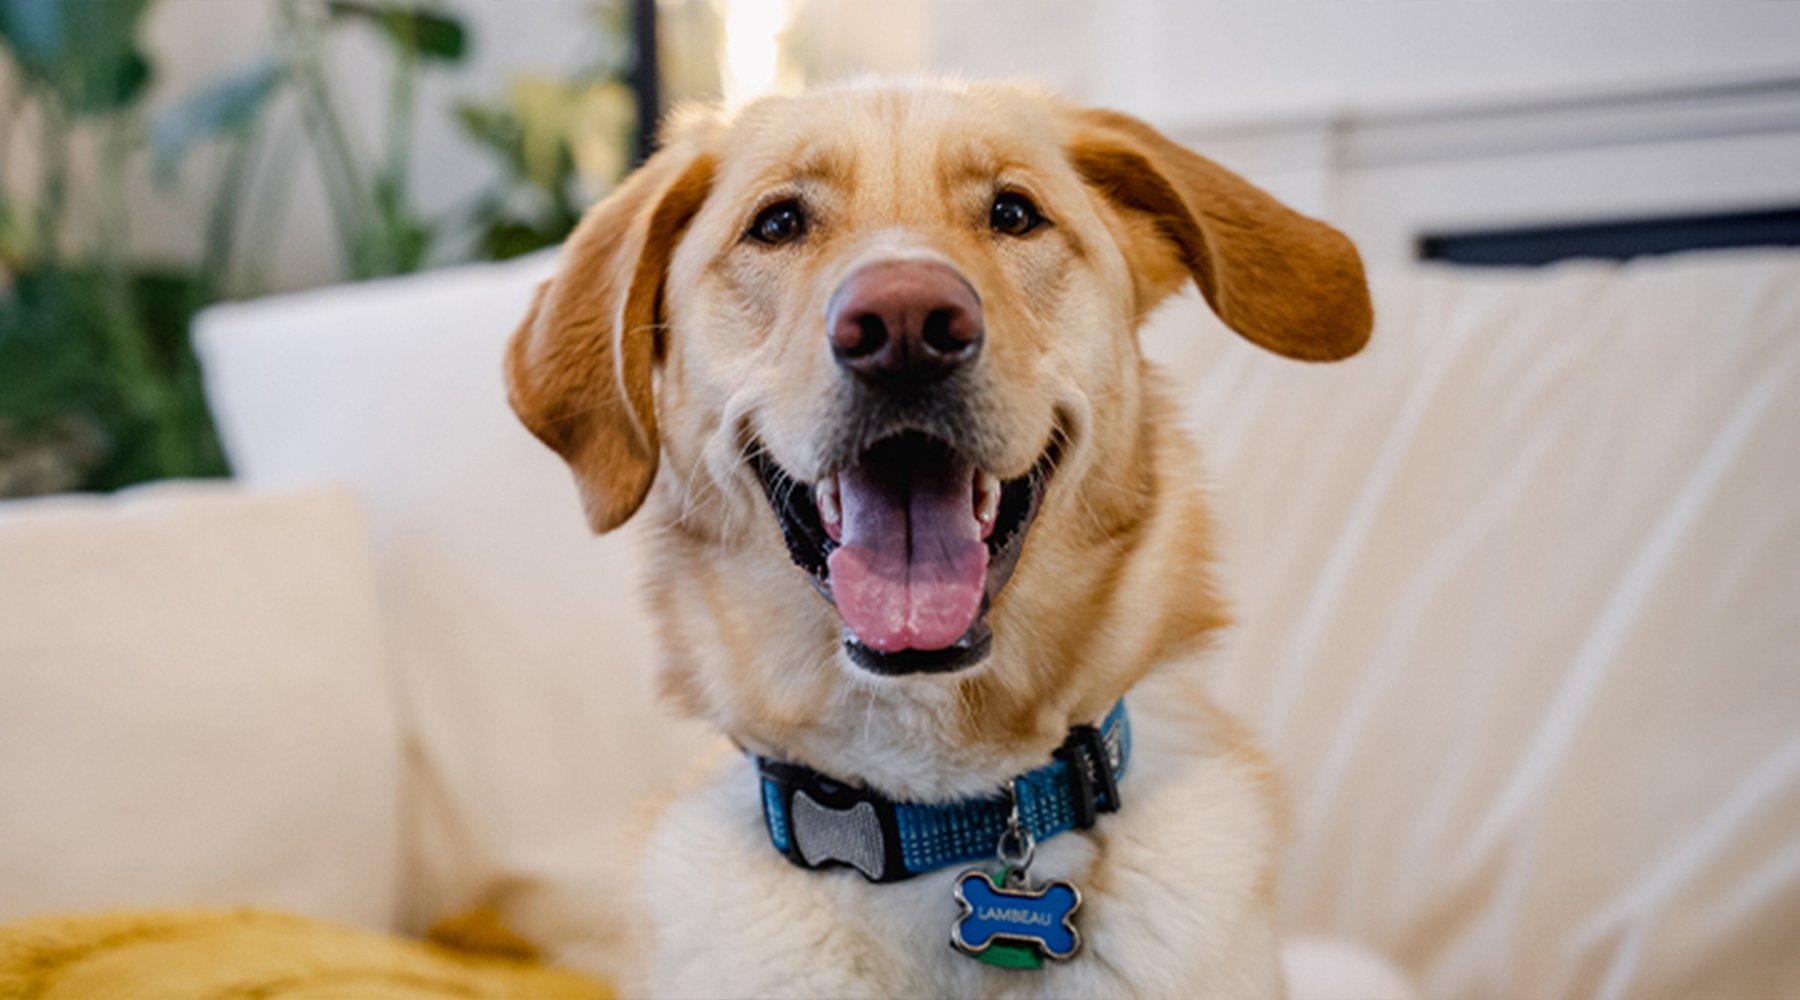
193 255 714 935
0 483 401 929
1142 248 1800 999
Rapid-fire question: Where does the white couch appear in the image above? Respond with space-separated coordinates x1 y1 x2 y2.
3 248 1796 1000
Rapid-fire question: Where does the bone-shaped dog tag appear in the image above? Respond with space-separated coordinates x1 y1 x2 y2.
951 868 1082 967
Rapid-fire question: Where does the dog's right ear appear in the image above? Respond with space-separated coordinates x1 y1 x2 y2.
506 144 716 533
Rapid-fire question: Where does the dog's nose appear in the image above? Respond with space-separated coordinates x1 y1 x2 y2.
828 261 983 387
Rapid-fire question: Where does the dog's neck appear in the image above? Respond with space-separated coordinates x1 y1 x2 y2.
740 664 1112 803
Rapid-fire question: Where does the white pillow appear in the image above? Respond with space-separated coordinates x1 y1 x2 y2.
0 483 401 929
1142 249 1800 1000
194 255 714 934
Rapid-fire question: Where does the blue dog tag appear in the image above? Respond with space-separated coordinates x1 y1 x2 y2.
951 868 1082 965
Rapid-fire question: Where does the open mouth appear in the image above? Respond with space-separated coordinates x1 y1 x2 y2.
752 431 1057 676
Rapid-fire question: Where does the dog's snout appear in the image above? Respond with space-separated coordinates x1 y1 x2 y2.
829 261 983 387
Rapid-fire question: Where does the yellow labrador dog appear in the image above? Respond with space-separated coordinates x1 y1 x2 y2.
508 79 1370 998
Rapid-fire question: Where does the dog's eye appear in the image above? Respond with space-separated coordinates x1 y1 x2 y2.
990 191 1044 237
749 200 807 245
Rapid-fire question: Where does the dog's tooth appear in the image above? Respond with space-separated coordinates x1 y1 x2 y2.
975 470 1000 533
817 477 842 540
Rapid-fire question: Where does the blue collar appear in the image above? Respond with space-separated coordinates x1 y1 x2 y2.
754 702 1130 883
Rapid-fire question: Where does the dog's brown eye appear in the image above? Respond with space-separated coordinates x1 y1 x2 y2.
750 200 806 245
990 192 1044 236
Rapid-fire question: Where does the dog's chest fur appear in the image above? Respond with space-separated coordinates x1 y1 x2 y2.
635 672 1284 999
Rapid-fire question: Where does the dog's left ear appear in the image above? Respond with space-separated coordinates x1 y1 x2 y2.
1064 106 1372 361
506 143 716 532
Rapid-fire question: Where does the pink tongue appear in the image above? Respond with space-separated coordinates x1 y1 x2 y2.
826 453 988 653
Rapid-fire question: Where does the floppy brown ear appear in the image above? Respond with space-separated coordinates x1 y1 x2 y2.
1065 106 1371 361
505 145 716 532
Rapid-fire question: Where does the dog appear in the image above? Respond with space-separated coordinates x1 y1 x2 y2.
506 78 1371 998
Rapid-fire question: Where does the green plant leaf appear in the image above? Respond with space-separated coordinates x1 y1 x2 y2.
0 1 52 61
506 77 580 193
480 218 561 262
0 263 228 494
0 194 34 270
129 269 209 374
0 0 155 114
360 175 431 276
65 44 151 113
151 59 282 185
454 101 521 156
0 267 115 434
468 192 580 262
326 1 467 62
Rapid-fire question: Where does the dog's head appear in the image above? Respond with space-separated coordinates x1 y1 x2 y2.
508 81 1369 787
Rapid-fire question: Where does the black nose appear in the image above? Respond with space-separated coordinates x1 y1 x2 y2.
828 260 983 387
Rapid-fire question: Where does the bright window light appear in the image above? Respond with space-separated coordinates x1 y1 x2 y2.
717 0 794 105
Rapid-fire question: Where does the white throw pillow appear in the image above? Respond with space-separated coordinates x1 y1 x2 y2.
0 483 401 929
194 255 715 934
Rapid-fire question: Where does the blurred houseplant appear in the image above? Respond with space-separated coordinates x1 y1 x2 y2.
0 0 209 495
0 0 635 497
454 1 636 261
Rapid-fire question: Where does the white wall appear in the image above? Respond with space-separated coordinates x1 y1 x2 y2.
929 2 1800 266
1119 3 1800 122
9 1 1799 290
931 1 1800 124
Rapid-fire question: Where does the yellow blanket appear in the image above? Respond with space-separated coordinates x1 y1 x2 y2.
0 909 613 999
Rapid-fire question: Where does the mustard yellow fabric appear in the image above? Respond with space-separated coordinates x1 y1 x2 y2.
0 909 613 999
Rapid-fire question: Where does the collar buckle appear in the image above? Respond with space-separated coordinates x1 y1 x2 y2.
757 758 907 882
1054 722 1121 830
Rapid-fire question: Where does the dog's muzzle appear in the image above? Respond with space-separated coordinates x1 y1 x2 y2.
748 260 1060 675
